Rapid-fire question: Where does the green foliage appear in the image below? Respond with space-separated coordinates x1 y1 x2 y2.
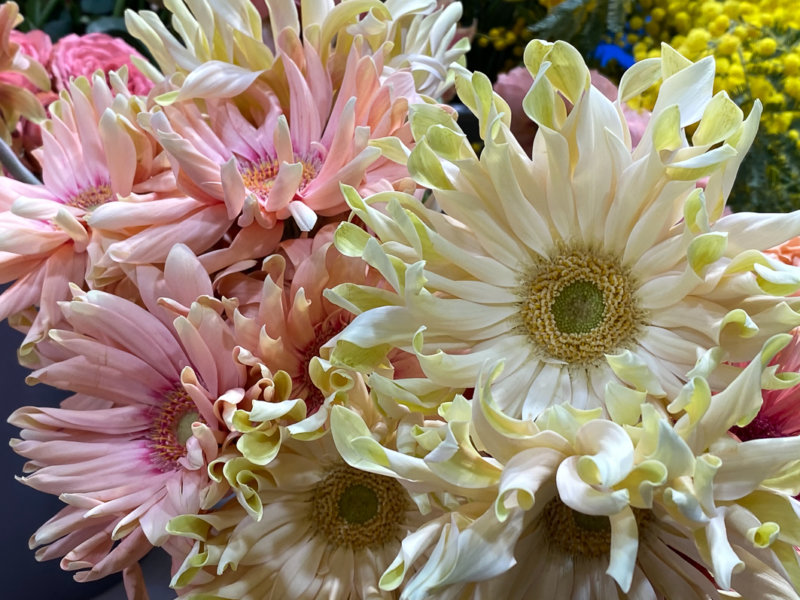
530 0 628 56
16 0 168 40
728 130 800 213
462 0 628 79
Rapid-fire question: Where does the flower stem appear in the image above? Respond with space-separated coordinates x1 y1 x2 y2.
0 137 42 185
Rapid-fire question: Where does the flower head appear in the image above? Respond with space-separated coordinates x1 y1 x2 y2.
50 33 153 97
219 225 377 423
168 386 430 600
143 36 415 232
8 276 240 582
126 0 468 102
0 71 173 351
331 335 800 598
6 246 302 588
328 40 800 418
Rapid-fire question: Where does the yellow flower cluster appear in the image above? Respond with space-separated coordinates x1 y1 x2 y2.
476 18 534 56
627 0 800 139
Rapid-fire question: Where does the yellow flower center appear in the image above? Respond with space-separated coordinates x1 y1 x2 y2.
65 183 114 210
240 156 319 205
310 464 406 549
519 248 643 365
147 388 202 472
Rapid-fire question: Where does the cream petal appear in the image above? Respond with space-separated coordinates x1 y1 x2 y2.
556 455 630 516
521 363 573 419
607 506 639 591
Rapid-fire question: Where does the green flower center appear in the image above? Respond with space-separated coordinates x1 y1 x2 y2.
176 411 200 445
148 387 204 472
519 248 643 365
338 484 378 524
551 280 606 334
311 464 406 549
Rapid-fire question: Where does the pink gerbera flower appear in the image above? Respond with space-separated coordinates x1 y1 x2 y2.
8 253 247 593
144 36 416 233
0 68 182 339
0 74 134 349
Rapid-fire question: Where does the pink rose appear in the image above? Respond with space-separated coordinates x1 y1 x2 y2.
50 32 153 96
10 29 52 67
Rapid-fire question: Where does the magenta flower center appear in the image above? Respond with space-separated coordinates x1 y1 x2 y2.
297 311 350 415
730 413 785 441
147 388 202 472
65 182 114 210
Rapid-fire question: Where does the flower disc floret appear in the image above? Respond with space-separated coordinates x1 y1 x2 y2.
311 464 407 550
519 247 643 365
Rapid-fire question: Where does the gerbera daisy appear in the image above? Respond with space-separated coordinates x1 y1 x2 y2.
328 40 800 418
0 73 149 350
123 0 270 89
331 336 800 599
140 31 416 232
7 259 254 590
168 395 440 600
216 225 375 422
125 0 468 102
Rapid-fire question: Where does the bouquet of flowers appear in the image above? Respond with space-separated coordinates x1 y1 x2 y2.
4 1 800 599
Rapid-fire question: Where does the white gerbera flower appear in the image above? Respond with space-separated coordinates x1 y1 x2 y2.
168 380 440 600
329 40 800 418
330 337 800 599
125 0 468 101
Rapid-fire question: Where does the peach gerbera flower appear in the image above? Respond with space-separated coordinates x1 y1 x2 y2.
217 224 378 425
768 235 800 269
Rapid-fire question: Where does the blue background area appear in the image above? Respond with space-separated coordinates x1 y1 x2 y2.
0 320 121 598
593 43 635 69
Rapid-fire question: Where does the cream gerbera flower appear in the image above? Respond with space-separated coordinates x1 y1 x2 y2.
329 40 800 418
168 395 437 600
333 337 800 599
125 0 468 102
